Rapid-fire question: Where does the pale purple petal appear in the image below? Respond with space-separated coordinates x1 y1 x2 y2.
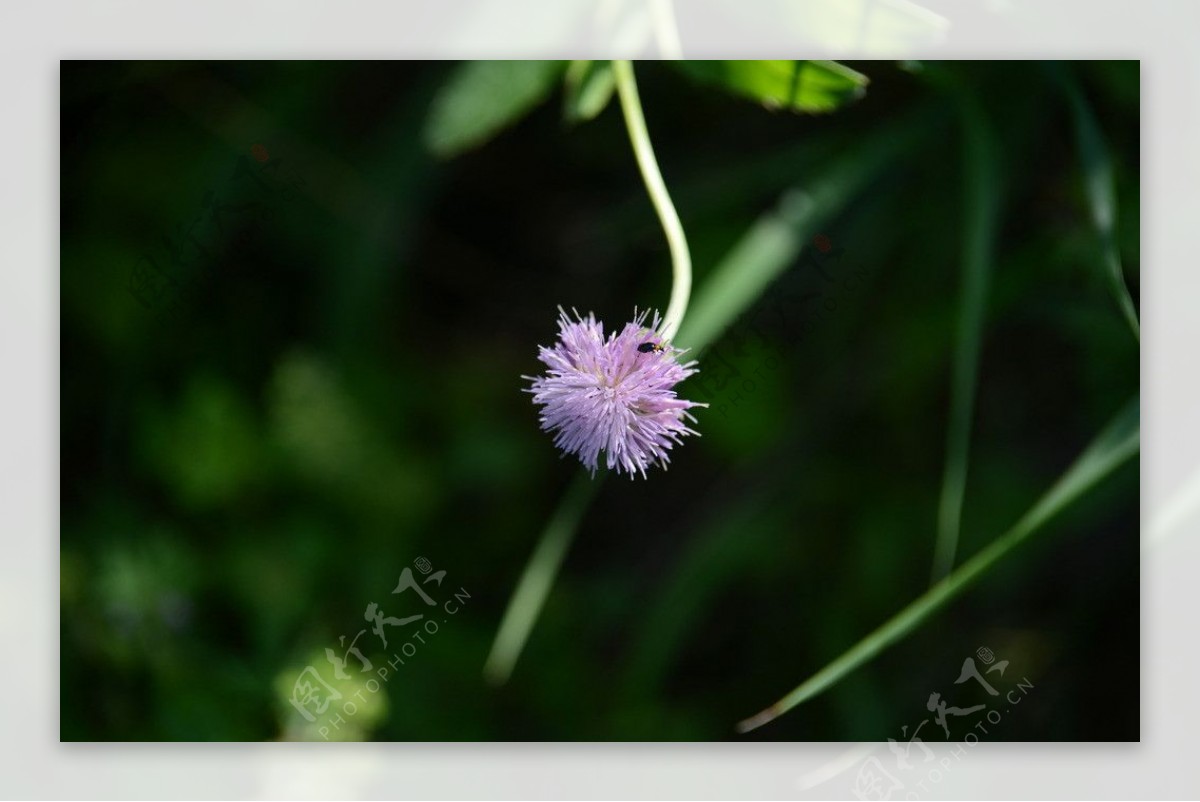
524 308 706 478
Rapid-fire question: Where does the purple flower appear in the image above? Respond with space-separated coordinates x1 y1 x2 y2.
525 308 706 478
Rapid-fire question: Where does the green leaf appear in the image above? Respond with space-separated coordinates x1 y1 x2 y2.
736 396 1140 733
671 60 868 114
423 60 567 158
563 60 616 123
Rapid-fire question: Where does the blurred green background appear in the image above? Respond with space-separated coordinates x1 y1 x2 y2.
61 60 1139 741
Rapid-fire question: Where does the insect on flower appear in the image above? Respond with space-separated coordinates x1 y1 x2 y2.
525 308 706 478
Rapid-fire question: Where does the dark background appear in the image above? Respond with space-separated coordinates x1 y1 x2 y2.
60 60 1139 741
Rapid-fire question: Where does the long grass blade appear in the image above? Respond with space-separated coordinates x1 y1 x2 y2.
931 93 1000 584
483 470 602 685
675 105 933 352
736 396 1139 732
1058 66 1140 341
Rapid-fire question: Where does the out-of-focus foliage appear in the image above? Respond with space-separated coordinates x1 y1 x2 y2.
424 60 567 156
672 60 869 113
563 60 616 123
428 60 867 158
61 60 1139 742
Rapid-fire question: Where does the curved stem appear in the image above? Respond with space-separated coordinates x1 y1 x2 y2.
613 60 691 342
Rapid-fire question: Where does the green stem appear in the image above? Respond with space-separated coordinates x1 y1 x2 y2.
613 60 692 342
483 470 602 685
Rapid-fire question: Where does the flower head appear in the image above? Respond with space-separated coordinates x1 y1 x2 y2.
525 308 705 478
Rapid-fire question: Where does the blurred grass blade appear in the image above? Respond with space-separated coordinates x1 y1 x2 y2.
671 60 868 114
424 60 566 158
483 469 602 685
1058 67 1140 341
563 60 615 123
620 490 778 697
676 105 932 352
737 396 1140 733
930 93 1000 584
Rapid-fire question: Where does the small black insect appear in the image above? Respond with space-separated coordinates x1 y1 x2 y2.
637 341 667 354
